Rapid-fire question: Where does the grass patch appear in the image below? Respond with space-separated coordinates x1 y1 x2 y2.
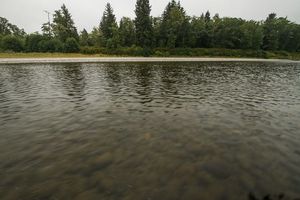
0 52 108 58
0 48 299 60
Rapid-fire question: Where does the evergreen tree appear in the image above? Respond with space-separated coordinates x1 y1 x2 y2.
190 17 208 47
106 26 121 48
25 33 44 52
205 11 211 23
276 18 300 52
0 17 25 37
79 29 92 46
213 18 245 49
152 17 162 47
64 37 80 52
2 1 300 54
52 4 78 42
90 27 104 47
41 22 52 37
135 0 153 47
160 0 189 48
240 20 263 50
262 13 279 50
100 3 118 45
119 17 136 47
1 35 24 52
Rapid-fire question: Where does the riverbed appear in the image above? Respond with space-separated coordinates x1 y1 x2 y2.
0 61 300 200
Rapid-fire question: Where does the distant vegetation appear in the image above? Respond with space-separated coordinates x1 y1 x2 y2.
1 0 300 58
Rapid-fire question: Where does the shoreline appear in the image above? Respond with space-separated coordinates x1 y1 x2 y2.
0 57 300 64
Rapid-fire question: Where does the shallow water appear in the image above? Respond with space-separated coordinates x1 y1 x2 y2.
0 62 300 200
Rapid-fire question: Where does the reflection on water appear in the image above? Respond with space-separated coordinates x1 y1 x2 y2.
0 62 300 200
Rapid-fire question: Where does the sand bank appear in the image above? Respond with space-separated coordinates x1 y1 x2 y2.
0 57 299 64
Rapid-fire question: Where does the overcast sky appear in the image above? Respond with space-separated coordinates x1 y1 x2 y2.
1 0 299 33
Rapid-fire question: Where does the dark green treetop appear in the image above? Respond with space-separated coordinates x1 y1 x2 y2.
135 0 153 47
52 4 78 42
119 17 135 47
0 17 25 37
159 0 189 48
100 3 117 41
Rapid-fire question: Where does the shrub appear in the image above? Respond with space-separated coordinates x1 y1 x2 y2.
1 35 24 52
38 39 64 53
0 34 3 51
64 37 80 53
80 46 106 54
25 34 44 52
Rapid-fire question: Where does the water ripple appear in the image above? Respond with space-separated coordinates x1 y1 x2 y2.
0 62 300 200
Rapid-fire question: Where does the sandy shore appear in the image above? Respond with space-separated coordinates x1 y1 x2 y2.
0 57 299 64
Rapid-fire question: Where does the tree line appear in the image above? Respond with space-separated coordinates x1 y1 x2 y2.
1 0 300 55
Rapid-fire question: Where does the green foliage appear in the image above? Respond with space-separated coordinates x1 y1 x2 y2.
0 17 26 37
135 0 153 47
213 18 245 49
276 18 300 52
0 34 3 51
119 17 135 47
89 27 104 47
52 4 78 42
79 46 300 60
0 17 11 35
98 3 121 49
100 3 118 46
189 16 211 48
80 46 105 54
41 22 52 37
80 46 154 56
38 39 64 52
1 35 24 52
79 29 93 46
204 11 211 23
106 26 121 49
240 21 263 50
25 33 44 52
262 13 279 51
2 2 300 56
159 0 190 48
64 37 80 53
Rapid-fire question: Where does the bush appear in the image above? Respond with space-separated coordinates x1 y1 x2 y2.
80 46 106 54
64 37 80 53
0 34 3 51
25 34 44 52
154 50 168 57
38 39 64 53
1 35 24 52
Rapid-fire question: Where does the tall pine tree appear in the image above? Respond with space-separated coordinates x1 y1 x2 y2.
262 13 279 50
160 0 189 48
135 0 153 47
52 4 78 42
119 17 136 47
100 3 117 41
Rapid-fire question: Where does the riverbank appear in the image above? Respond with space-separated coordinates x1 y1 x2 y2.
0 53 107 58
1 47 300 62
1 57 299 64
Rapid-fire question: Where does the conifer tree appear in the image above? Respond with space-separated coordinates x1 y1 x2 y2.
135 0 153 47
160 0 189 48
100 3 117 42
52 4 78 42
119 17 136 47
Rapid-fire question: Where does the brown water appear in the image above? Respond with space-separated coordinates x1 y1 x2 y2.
0 62 300 200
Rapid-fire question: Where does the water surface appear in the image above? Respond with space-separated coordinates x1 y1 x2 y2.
0 62 300 200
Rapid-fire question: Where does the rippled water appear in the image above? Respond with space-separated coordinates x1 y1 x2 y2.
0 62 300 200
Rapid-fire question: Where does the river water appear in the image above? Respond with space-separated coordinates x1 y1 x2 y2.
0 62 300 200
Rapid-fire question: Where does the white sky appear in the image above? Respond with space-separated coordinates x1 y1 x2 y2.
1 0 299 33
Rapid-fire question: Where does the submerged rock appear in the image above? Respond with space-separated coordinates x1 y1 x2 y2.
92 152 113 170
201 160 232 180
